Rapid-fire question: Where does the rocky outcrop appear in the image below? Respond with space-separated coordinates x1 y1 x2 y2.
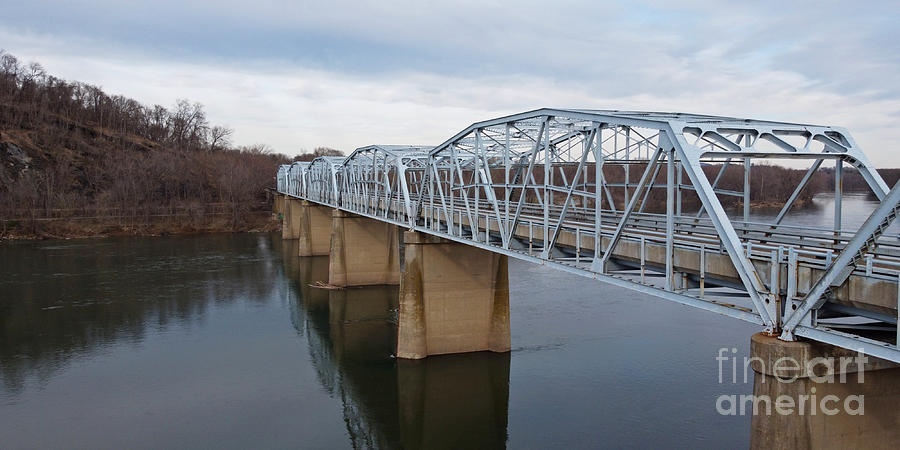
0 141 32 185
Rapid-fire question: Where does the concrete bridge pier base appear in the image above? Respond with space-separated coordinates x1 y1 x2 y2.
397 231 511 359
272 193 284 220
281 198 302 240
748 333 900 449
297 201 332 256
328 209 400 286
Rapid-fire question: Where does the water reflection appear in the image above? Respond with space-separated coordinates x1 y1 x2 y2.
747 191 900 235
284 252 511 449
8 231 873 447
0 234 281 395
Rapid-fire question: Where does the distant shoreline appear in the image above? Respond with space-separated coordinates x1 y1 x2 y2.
1 209 278 240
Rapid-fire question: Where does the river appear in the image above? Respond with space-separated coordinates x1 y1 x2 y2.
0 193 889 448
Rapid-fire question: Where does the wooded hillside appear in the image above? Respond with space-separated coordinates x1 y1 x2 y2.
2 50 897 237
0 50 291 238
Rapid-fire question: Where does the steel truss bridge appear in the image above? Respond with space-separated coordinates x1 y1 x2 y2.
276 108 900 363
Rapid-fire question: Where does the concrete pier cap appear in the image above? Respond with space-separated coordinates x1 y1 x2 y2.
750 333 897 379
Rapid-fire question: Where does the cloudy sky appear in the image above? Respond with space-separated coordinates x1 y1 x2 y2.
1 0 898 164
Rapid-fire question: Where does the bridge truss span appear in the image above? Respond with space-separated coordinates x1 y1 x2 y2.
277 108 900 363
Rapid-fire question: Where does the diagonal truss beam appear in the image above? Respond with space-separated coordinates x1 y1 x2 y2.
781 179 900 338
671 132 776 329
546 127 598 254
593 146 664 272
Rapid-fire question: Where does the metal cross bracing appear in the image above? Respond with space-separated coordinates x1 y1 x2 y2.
276 108 900 363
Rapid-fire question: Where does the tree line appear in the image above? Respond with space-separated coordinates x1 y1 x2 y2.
3 48 894 235
0 51 238 152
0 50 298 236
513 159 897 214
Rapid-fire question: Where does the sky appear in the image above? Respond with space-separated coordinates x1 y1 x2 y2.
1 0 899 165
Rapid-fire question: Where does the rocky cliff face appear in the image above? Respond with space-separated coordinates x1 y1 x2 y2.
0 141 33 185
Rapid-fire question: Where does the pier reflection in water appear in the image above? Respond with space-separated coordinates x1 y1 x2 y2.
284 250 510 449
0 233 756 448
7 231 894 448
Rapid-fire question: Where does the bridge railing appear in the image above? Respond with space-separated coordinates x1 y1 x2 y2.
277 108 900 362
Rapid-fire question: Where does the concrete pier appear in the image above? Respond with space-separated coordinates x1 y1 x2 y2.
329 209 401 287
397 231 511 359
272 193 284 220
281 197 302 240
284 253 511 448
749 333 900 449
297 200 332 256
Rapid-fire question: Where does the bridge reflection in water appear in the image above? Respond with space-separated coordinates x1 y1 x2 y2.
276 235 900 449
2 234 895 447
280 241 510 449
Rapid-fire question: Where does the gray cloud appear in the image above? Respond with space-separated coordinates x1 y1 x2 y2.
1 1 898 164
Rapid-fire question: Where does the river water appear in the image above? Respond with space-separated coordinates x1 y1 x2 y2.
0 193 888 448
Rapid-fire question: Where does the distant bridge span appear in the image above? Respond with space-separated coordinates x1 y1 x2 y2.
276 108 900 363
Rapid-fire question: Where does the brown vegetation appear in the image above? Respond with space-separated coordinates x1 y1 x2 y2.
818 166 900 192
3 50 893 237
0 50 291 239
294 146 343 162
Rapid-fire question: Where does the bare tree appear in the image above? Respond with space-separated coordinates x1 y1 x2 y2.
0 50 300 237
209 125 234 151
294 146 343 161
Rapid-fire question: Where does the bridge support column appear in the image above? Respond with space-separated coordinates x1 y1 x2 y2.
272 193 284 220
397 231 510 359
297 201 332 256
281 198 302 240
329 209 401 286
748 333 900 449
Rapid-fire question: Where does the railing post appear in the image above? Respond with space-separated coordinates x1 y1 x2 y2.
665 148 675 290
835 158 843 237
699 244 706 298
575 228 581 264
640 236 646 283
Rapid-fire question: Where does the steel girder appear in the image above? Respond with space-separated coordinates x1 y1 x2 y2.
277 108 900 362
340 145 431 222
288 162 310 198
306 156 345 206
277 165 289 193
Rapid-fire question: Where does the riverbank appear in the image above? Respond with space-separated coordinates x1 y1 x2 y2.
0 210 278 240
